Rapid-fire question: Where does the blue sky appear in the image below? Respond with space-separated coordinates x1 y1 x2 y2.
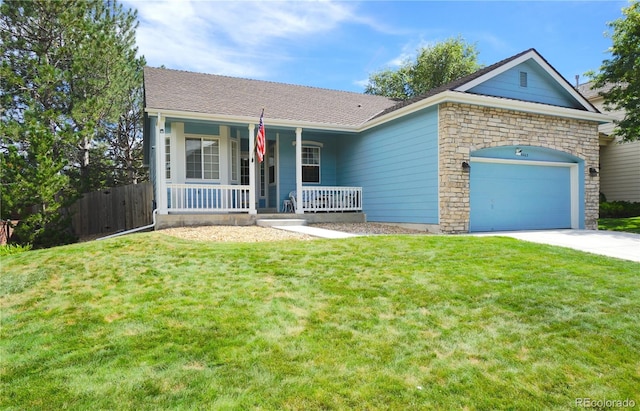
125 0 629 93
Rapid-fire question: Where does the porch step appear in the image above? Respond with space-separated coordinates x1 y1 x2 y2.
256 219 307 228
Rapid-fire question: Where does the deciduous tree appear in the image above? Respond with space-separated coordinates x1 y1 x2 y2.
364 37 482 99
590 0 640 142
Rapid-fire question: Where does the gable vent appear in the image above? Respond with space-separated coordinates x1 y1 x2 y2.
519 71 528 87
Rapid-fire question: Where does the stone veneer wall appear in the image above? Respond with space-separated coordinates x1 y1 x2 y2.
438 102 600 234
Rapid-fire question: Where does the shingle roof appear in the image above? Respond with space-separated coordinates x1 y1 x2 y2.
143 67 398 128
577 81 620 99
144 48 597 128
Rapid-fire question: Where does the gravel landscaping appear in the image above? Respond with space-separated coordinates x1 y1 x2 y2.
159 223 429 243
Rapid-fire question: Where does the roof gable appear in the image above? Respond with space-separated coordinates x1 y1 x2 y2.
369 49 600 123
455 49 596 111
465 59 581 108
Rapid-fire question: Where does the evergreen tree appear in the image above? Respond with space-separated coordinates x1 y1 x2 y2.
0 0 142 247
105 59 148 186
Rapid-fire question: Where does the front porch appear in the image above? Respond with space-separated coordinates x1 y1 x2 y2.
151 116 365 221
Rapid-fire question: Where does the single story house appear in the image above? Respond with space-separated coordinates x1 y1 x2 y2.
577 81 640 202
143 48 610 233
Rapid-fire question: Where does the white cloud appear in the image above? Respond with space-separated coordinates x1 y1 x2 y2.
125 0 367 78
385 37 438 68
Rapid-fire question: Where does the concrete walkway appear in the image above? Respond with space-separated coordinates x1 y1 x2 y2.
472 229 640 262
271 225 360 239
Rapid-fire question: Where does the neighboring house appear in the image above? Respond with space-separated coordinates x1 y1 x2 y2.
143 48 610 233
577 81 640 202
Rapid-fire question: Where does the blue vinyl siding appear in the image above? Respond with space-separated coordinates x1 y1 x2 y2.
337 107 439 224
278 130 342 207
468 60 581 109
184 121 219 135
470 162 571 231
279 131 297 203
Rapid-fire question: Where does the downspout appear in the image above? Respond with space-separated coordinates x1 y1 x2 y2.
96 209 158 241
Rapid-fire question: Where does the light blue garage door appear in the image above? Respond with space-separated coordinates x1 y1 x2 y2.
470 160 572 232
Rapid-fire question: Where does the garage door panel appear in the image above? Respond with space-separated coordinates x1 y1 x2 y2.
470 162 572 232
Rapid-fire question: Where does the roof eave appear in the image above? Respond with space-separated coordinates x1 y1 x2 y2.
360 91 613 131
145 90 612 135
144 108 361 133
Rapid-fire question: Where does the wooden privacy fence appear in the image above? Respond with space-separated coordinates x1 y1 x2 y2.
71 182 154 238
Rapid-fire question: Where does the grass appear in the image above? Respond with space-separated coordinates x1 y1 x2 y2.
599 216 640 234
2 232 639 410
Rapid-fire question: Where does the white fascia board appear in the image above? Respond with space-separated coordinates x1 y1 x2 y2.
455 50 597 113
146 87 612 135
144 108 360 133
459 93 612 123
360 90 612 132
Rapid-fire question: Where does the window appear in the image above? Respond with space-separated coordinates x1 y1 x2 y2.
241 156 249 185
519 71 528 88
231 140 238 182
302 146 320 183
165 137 171 179
186 137 219 179
268 143 275 184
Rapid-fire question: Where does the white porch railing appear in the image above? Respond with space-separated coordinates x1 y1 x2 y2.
300 186 362 212
167 184 250 212
165 184 362 213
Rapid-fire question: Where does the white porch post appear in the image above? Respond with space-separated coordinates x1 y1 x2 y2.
156 113 167 214
248 123 257 215
295 127 303 215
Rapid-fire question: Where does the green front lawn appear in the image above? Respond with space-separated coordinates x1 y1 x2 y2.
2 233 639 410
599 216 640 234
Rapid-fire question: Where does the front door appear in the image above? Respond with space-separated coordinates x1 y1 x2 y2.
243 141 277 211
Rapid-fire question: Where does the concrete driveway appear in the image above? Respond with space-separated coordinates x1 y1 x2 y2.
472 229 640 262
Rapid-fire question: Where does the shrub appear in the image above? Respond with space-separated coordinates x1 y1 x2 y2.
599 201 640 218
0 243 32 255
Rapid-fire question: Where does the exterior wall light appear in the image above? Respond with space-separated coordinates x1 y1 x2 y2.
462 161 470 171
589 167 598 176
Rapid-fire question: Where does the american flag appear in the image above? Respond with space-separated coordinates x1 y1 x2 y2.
256 109 265 163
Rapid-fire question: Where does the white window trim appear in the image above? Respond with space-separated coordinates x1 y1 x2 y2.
165 136 171 181
185 134 221 182
291 140 323 148
301 144 321 184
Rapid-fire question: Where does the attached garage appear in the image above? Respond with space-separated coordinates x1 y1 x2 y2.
469 156 579 232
